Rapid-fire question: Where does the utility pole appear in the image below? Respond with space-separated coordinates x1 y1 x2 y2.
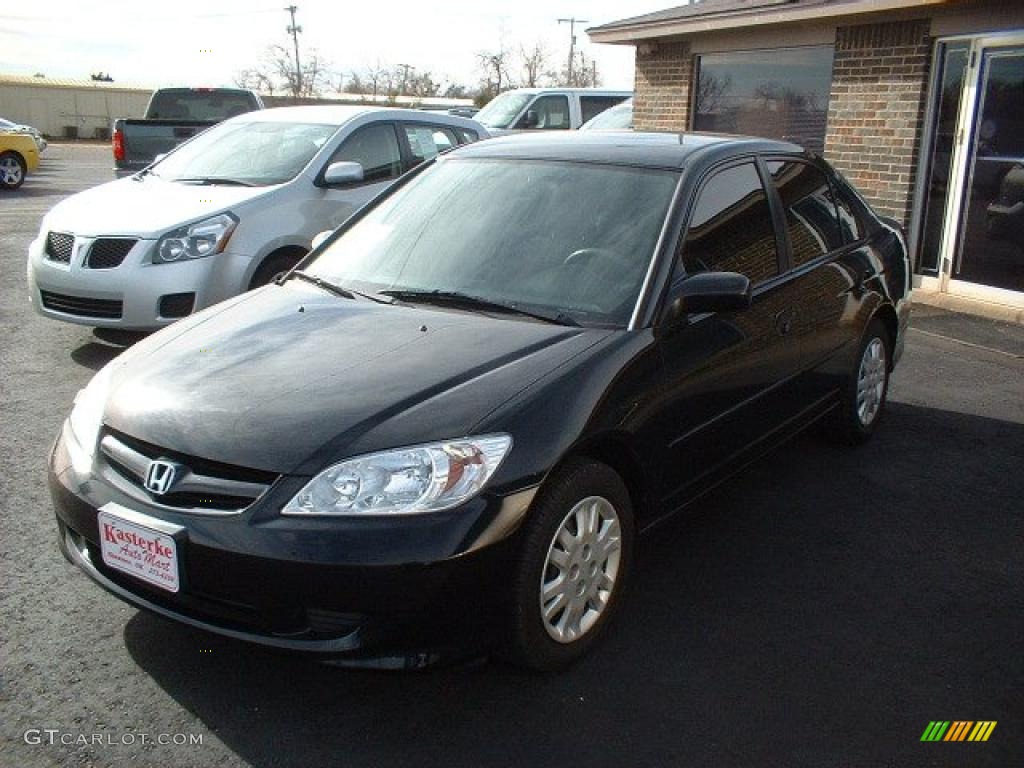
558 17 588 84
397 63 416 95
284 5 302 98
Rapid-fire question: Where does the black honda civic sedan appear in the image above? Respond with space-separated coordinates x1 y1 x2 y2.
49 132 910 670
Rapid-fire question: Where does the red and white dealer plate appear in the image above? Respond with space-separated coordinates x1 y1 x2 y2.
97 505 181 593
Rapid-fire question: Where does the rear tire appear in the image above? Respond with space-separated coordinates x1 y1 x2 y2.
248 250 305 289
831 318 891 445
0 151 26 190
502 458 634 671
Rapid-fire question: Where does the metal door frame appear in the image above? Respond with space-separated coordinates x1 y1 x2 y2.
929 31 1024 307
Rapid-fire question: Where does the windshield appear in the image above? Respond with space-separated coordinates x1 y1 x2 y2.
151 120 338 186
147 89 258 120
307 158 679 327
581 100 633 131
476 92 534 129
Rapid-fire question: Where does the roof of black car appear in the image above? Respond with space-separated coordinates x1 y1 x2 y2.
448 131 805 169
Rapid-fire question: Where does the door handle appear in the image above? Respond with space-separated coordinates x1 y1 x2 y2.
775 308 796 336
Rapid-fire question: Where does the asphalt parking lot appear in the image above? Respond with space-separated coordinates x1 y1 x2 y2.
1 143 1022 768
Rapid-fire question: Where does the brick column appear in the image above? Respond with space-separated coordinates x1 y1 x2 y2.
824 19 932 226
633 41 692 132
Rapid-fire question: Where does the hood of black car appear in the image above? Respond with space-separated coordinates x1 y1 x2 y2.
103 282 608 473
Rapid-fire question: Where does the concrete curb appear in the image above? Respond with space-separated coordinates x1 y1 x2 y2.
911 290 1024 326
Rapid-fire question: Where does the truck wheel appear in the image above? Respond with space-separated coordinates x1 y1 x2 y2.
0 152 26 190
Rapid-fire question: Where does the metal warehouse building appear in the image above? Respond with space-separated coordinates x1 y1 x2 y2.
590 0 1024 314
0 74 152 140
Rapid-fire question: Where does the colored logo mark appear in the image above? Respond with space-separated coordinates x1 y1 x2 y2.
921 721 997 742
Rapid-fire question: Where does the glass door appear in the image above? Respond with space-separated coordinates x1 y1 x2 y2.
951 44 1024 293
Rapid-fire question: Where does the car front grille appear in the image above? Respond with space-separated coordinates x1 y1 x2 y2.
86 238 137 269
98 428 279 513
39 290 123 319
45 232 75 263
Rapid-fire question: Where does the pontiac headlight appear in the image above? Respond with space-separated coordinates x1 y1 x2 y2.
69 363 114 456
154 212 237 263
283 435 512 516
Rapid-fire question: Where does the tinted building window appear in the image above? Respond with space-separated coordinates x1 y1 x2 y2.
694 46 834 153
682 162 779 285
768 160 844 265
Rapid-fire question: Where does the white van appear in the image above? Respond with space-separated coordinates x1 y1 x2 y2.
475 88 631 134
27 106 487 330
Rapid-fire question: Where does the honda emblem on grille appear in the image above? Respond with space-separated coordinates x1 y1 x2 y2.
144 460 179 495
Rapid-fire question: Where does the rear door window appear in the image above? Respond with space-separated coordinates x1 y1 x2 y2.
681 162 780 286
403 124 458 166
328 123 402 184
767 160 844 266
580 95 628 123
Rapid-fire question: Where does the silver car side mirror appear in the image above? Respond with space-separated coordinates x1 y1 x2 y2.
323 161 364 186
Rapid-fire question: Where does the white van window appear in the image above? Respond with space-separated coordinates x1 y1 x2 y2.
520 95 570 130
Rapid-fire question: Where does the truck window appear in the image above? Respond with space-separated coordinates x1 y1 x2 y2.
518 95 570 130
146 90 258 121
580 96 628 124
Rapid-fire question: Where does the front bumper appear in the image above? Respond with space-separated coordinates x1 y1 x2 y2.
27 233 252 330
49 424 534 661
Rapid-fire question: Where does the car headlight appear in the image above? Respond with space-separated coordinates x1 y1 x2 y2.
282 435 513 516
68 363 114 458
153 212 237 264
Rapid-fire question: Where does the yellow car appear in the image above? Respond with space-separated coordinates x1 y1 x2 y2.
0 131 40 190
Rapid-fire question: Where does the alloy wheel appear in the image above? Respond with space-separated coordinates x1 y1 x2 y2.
856 337 887 426
539 495 622 643
0 156 23 187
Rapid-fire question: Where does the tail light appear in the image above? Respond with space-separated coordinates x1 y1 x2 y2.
112 127 125 162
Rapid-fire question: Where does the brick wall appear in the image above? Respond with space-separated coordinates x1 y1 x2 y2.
823 19 932 226
633 41 692 132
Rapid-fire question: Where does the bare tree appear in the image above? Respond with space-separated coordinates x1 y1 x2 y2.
477 47 514 103
519 42 550 88
695 72 732 114
556 50 600 87
234 44 331 99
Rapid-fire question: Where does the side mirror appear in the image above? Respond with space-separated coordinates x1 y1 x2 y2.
311 230 333 250
523 109 539 129
323 161 364 187
664 271 752 325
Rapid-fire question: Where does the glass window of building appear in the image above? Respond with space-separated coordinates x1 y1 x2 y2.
693 46 835 153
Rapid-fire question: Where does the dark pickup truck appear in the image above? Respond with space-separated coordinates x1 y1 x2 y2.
112 87 263 175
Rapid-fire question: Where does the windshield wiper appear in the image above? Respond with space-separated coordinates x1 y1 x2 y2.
286 270 356 300
379 289 579 326
284 270 393 304
171 176 256 187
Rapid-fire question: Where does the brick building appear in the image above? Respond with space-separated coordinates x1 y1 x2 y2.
589 0 1024 312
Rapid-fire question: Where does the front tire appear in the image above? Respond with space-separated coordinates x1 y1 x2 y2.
503 459 634 671
832 318 891 444
0 151 26 190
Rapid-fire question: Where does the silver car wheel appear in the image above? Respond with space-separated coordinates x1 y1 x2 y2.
540 495 621 644
856 337 887 426
0 156 23 186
